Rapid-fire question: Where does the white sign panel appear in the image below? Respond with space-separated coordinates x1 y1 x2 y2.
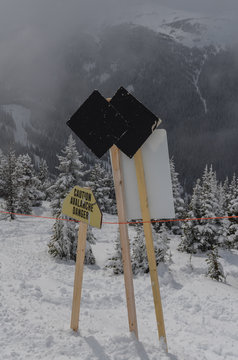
120 129 175 220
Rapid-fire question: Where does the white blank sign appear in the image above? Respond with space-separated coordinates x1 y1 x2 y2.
120 129 175 220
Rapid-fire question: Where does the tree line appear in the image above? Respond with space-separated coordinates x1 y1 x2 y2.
1 138 237 281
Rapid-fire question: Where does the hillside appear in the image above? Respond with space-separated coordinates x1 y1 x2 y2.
0 202 238 359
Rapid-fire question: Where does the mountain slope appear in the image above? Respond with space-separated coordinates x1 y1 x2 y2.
0 21 237 189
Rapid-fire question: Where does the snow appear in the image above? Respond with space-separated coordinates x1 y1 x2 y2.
191 54 208 114
110 2 234 49
0 202 238 359
1 104 33 146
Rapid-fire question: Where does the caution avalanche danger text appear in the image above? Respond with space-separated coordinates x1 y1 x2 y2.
62 186 102 228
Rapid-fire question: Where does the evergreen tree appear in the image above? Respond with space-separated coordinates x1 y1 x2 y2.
105 228 123 274
4 150 18 220
48 218 96 263
131 224 169 274
206 246 226 282
50 135 85 216
0 149 7 198
195 166 220 251
178 221 197 253
49 135 96 263
222 177 230 214
170 158 186 234
15 154 33 214
190 178 202 218
37 158 50 200
157 223 171 263
226 174 238 249
84 240 96 265
88 162 116 215
180 165 222 253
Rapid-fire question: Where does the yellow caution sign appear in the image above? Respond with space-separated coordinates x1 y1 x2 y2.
62 186 102 229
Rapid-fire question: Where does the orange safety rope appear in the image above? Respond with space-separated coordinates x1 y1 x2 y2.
0 209 238 225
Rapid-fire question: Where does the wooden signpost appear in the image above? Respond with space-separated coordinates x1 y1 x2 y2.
108 98 138 339
62 186 102 332
134 149 167 348
66 87 175 351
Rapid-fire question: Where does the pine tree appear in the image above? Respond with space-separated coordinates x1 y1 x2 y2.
0 149 7 198
4 150 18 220
178 221 197 253
170 158 186 234
105 228 123 274
157 223 171 263
179 179 202 253
196 165 220 251
88 162 116 214
226 174 238 249
180 165 223 253
50 135 85 216
15 154 33 214
222 177 230 214
48 217 96 263
206 246 226 282
37 158 50 200
84 241 96 265
49 135 96 262
190 178 202 218
131 224 168 274
131 225 149 274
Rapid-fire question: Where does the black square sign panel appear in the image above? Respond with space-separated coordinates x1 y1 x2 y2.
67 90 129 158
111 87 160 158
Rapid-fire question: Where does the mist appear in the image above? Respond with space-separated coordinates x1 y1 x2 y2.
0 0 238 108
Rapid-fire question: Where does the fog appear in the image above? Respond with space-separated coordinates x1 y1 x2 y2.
0 0 237 105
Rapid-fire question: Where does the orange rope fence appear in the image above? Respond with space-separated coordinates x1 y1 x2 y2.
0 209 237 225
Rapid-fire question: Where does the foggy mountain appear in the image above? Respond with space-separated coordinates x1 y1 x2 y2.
0 1 238 191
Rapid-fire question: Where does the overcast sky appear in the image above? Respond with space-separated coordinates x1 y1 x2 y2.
0 0 237 104
0 0 237 34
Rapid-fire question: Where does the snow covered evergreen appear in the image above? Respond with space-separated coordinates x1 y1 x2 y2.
105 228 123 274
15 154 43 213
88 162 116 215
37 158 50 200
131 224 170 274
50 135 85 216
170 158 186 234
206 246 226 282
180 165 223 253
48 135 96 262
4 150 18 220
0 149 7 198
48 218 96 264
226 174 238 249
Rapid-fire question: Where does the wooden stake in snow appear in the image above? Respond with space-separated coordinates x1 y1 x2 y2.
70 221 88 331
134 149 167 349
61 186 102 332
110 144 138 339
108 96 138 339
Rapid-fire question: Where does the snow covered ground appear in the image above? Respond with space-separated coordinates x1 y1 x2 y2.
0 202 238 359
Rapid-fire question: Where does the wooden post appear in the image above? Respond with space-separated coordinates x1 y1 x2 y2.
110 145 139 339
70 221 88 331
134 149 167 350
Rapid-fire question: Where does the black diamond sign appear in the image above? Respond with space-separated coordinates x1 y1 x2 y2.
67 87 160 159
111 87 160 158
67 90 129 158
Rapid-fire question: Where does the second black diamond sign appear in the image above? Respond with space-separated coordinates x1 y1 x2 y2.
67 87 161 158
